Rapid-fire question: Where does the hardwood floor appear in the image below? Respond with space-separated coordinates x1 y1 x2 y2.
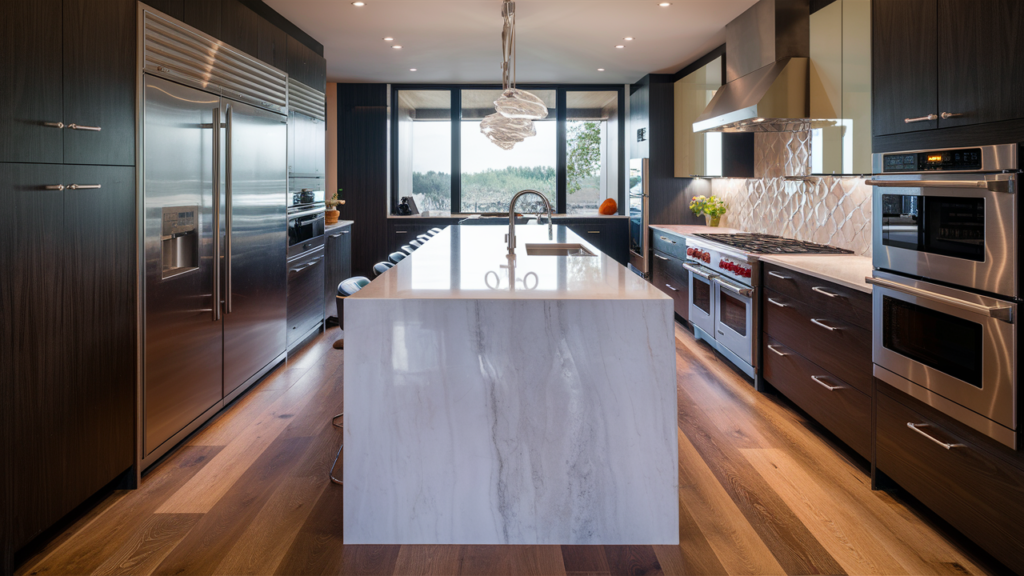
16 323 1004 575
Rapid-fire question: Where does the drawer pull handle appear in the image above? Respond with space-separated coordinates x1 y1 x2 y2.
767 344 787 357
812 286 840 298
43 121 64 129
810 318 840 331
68 123 102 131
44 185 66 190
329 231 350 238
907 423 963 450
940 112 963 120
395 230 408 234
811 375 842 391
587 230 600 234
68 184 101 190
654 254 668 261
905 114 938 124
659 236 676 244
768 271 791 280
665 283 677 292
767 297 788 308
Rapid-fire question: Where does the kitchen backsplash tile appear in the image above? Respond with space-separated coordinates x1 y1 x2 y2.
711 131 872 256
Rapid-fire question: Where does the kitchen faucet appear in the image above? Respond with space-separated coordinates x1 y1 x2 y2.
506 189 553 257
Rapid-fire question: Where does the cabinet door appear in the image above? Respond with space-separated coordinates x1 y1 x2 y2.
63 0 136 166
311 54 327 92
258 16 288 71
325 225 353 320
145 0 183 20
183 0 222 39
221 0 258 57
62 165 135 508
0 0 63 164
0 164 67 550
287 36 312 88
937 0 1024 128
872 0 938 136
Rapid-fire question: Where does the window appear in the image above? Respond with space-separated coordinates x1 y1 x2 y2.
391 85 624 216
460 89 557 214
396 90 451 212
566 91 619 215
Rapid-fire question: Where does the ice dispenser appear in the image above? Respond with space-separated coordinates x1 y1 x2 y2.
161 206 199 279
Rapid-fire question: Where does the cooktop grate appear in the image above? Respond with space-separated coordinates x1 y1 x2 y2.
692 233 854 255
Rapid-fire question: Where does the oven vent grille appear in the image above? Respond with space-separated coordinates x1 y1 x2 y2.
142 7 288 113
288 79 326 121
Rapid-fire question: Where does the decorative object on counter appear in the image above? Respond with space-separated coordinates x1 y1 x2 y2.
598 198 618 215
480 0 548 150
689 195 727 227
326 189 344 225
396 196 419 216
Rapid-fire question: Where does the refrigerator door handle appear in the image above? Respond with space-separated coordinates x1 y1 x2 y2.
212 106 221 321
225 106 233 314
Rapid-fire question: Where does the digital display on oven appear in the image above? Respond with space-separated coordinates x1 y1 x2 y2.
882 148 982 172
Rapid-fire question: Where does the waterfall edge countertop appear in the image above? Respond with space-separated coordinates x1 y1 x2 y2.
759 254 874 294
343 223 678 545
352 225 670 301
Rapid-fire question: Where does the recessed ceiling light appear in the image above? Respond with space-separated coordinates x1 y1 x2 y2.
597 68 605 72
352 1 365 6
383 37 394 41
392 45 402 49
615 45 624 49
410 68 417 72
659 2 671 6
624 37 634 41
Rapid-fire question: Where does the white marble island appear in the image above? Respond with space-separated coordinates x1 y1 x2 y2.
343 225 678 545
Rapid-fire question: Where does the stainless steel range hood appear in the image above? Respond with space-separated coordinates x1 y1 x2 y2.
693 0 811 133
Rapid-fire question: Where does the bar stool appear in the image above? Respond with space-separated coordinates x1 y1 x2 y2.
330 412 343 485
388 251 407 263
409 239 424 248
333 276 370 350
416 234 432 243
430 227 443 234
373 261 394 276
426 230 440 237
401 245 416 255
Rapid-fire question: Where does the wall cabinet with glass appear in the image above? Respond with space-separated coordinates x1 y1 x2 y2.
674 56 723 178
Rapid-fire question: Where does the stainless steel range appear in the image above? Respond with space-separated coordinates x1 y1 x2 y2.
684 233 853 384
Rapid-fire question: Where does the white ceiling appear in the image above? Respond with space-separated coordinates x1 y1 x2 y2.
263 0 757 84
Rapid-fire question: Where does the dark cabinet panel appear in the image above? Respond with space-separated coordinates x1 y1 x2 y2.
0 0 63 164
221 0 259 57
183 0 222 39
1 164 68 551
871 0 938 136
258 16 288 71
763 263 871 330
325 224 353 321
145 0 184 20
287 35 311 88
287 251 325 348
652 251 688 321
937 0 1024 128
311 53 327 92
563 219 629 266
63 0 136 166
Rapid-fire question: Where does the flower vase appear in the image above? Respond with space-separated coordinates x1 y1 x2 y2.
705 214 721 227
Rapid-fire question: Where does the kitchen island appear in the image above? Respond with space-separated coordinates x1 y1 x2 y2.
343 225 678 545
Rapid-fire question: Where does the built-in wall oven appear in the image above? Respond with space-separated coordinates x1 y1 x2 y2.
287 176 326 259
869 144 1020 449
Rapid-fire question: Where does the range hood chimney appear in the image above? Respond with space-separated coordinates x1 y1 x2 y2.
693 0 811 133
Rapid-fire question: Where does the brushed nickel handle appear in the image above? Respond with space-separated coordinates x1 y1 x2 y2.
659 236 676 244
43 122 64 129
904 114 938 124
289 257 324 273
940 112 963 120
810 318 840 331
211 107 221 322
665 284 677 292
768 271 791 280
587 230 600 234
395 230 408 234
716 277 753 297
811 375 842 391
865 179 1009 193
866 276 1014 323
654 254 668 261
329 231 350 238
812 286 840 298
767 297 788 308
225 107 233 314
67 123 101 131
683 263 717 280
44 185 65 190
67 184 101 190
767 344 788 357
907 423 963 450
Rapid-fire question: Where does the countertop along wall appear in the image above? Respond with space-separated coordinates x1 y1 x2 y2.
711 131 872 256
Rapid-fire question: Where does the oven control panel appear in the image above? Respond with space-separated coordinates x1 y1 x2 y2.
718 257 752 279
882 148 982 172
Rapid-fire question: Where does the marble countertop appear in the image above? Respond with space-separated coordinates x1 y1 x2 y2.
352 225 668 301
326 219 354 231
759 254 874 293
650 224 743 237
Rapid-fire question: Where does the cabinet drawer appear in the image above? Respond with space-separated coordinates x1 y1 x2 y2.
763 263 871 330
652 251 688 321
762 335 870 457
652 230 687 261
763 287 872 394
287 250 324 345
876 388 1024 574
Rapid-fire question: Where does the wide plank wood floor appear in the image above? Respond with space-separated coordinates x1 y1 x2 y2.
16 323 1004 575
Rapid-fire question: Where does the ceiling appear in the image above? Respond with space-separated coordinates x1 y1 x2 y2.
263 0 757 84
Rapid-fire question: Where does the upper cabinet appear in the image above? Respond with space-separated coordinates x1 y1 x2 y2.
258 16 289 71
674 56 723 178
873 0 1024 137
287 36 327 92
221 0 259 59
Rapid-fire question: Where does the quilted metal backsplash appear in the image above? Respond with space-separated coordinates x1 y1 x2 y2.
711 132 873 256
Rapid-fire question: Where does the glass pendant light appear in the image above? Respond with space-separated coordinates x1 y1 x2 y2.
480 112 536 149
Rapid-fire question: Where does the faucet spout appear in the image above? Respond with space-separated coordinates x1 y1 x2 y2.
506 189 553 257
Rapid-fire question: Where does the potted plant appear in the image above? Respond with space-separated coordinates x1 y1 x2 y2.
326 189 343 225
689 195 727 227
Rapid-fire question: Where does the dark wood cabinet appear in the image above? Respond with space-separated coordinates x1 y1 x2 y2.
183 0 222 39
871 0 938 136
287 35 327 91
0 0 64 164
325 223 353 322
562 218 629 266
936 0 1024 128
145 0 183 20
258 16 288 71
63 0 136 166
221 0 259 58
651 251 689 321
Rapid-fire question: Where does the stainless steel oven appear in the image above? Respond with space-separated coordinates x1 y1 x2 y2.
628 158 650 277
714 276 755 367
287 206 325 259
868 270 1017 448
685 262 716 336
869 144 1018 298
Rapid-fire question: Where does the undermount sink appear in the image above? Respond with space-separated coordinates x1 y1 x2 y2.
525 243 596 257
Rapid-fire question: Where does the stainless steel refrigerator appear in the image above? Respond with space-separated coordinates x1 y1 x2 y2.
142 73 287 466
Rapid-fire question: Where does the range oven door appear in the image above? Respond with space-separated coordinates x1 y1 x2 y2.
869 271 1017 447
869 174 1017 298
685 262 716 336
713 276 755 368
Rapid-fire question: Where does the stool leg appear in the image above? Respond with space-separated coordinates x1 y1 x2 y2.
332 413 343 428
329 412 343 484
